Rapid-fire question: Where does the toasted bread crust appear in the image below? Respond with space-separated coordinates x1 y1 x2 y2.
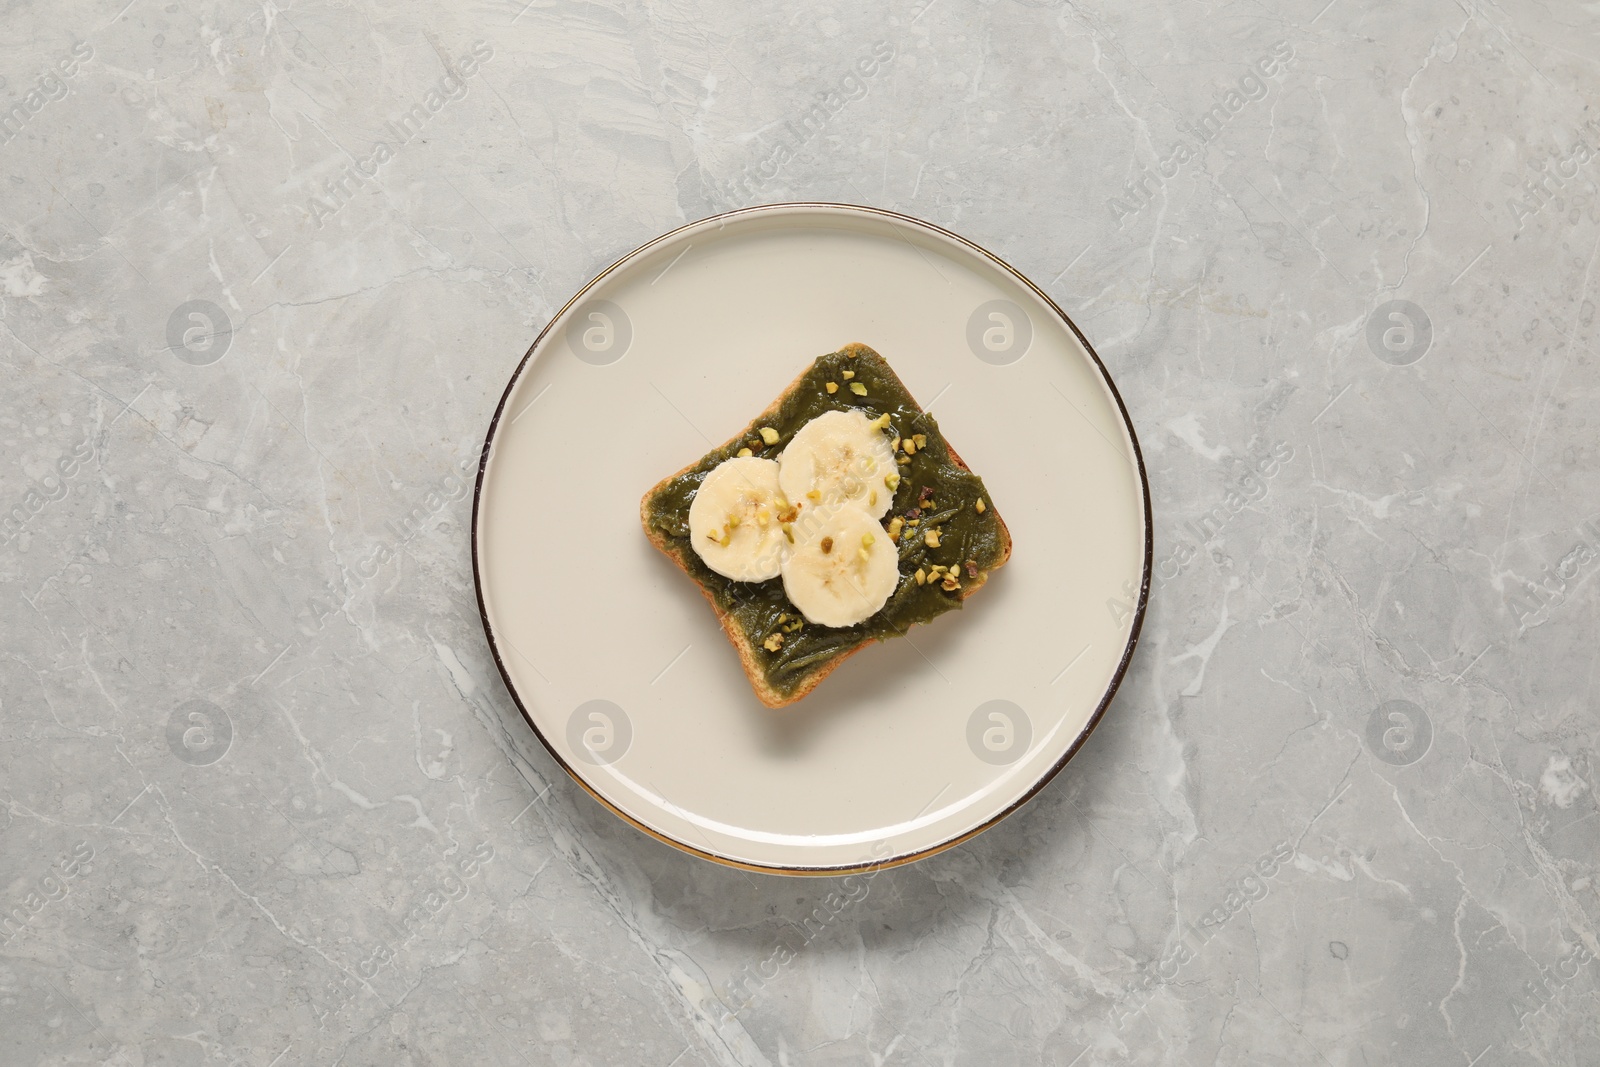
640 343 1012 707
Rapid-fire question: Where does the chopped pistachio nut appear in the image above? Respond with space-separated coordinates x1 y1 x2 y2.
841 369 855 380
914 568 927 585
869 412 892 430
885 472 901 490
763 633 784 652
913 433 927 449
759 426 780 445
905 517 920 527
825 381 839 394
887 517 904 541
924 528 941 548
889 437 900 452
897 455 911 466
736 447 752 457
862 532 875 548
849 382 868 396
975 497 987 514
902 438 916 456
777 613 789 624
941 575 960 592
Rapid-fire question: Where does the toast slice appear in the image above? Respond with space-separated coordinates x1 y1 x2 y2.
640 343 1012 707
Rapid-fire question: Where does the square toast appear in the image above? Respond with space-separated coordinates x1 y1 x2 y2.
640 343 1012 707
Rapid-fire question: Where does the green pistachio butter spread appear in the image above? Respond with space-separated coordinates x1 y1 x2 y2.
642 344 1008 701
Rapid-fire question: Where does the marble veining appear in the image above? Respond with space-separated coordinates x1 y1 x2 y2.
1 0 1597 1063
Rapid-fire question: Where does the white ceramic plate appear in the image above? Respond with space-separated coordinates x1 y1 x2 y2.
472 204 1149 874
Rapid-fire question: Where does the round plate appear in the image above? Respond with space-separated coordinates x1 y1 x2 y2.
472 204 1150 874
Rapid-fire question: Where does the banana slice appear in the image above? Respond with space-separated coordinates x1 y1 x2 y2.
777 410 896 520
781 503 900 627
688 456 792 581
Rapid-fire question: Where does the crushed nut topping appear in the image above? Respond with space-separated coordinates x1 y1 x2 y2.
886 517 903 541
849 382 868 396
975 497 986 514
914 568 927 585
736 447 752 457
841 369 855 380
924 528 941 548
825 381 839 394
759 426 780 445
763 633 784 651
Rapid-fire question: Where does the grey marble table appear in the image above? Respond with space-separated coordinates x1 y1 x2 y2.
2 0 1597 1064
